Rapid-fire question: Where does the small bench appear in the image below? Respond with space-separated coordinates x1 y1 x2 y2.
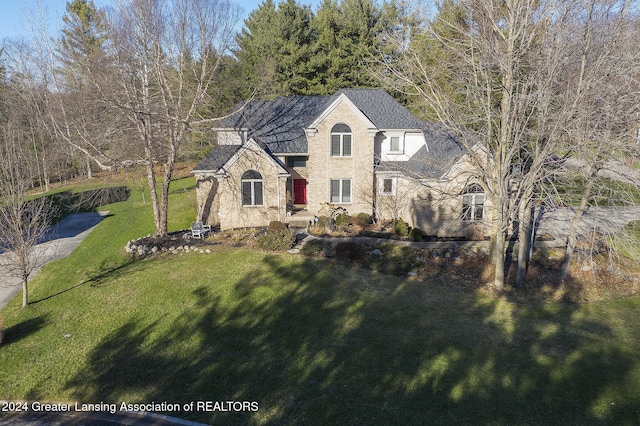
191 222 211 239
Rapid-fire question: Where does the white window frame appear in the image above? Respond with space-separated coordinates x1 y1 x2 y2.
330 179 352 204
461 184 484 221
331 124 352 157
241 170 264 207
389 136 403 154
380 177 397 196
386 133 405 155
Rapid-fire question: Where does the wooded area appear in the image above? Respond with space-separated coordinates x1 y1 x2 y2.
1 0 639 292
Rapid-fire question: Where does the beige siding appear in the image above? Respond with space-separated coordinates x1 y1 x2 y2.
217 130 245 145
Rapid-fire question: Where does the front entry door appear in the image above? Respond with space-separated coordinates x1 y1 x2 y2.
293 179 307 204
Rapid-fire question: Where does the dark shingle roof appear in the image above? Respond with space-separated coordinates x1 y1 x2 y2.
192 145 242 172
220 96 330 154
199 89 467 178
378 123 466 179
217 89 428 154
331 89 426 130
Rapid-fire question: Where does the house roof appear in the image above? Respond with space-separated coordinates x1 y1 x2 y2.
215 89 429 155
195 89 467 178
378 123 466 179
219 95 330 154
329 89 426 130
192 144 242 173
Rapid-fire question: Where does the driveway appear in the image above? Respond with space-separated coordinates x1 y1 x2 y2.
536 206 640 241
0 212 108 309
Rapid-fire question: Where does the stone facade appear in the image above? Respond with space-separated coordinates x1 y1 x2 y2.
306 102 376 217
192 88 490 237
199 141 288 230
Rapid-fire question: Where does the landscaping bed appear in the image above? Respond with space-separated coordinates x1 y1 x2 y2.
126 226 640 304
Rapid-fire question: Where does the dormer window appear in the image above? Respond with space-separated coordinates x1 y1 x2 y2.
331 123 352 157
390 137 400 152
388 134 404 154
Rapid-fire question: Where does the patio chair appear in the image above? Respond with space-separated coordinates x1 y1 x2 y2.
191 221 211 239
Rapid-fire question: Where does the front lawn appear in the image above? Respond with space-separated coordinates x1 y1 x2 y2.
1 176 640 425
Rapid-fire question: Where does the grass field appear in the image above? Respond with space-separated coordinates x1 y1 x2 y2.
1 175 640 425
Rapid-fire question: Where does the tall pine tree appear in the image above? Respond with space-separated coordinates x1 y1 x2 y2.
236 0 407 97
236 0 315 97
58 0 108 80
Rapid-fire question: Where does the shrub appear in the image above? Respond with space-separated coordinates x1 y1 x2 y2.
268 220 287 233
361 243 415 276
317 216 331 228
394 218 409 237
354 212 373 227
335 213 350 227
256 229 296 251
409 227 424 241
301 239 324 257
0 317 3 346
308 226 327 236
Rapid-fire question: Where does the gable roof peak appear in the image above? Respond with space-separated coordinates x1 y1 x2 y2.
327 88 425 131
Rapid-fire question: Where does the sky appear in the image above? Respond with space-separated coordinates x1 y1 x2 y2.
0 0 322 42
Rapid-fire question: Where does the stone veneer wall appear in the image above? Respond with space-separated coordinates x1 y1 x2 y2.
195 176 220 227
306 102 375 217
200 146 288 230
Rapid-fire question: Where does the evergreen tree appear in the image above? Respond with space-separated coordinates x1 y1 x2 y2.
56 0 110 179
235 0 281 98
275 0 316 95
405 0 469 120
236 0 407 97
236 0 315 97
58 0 108 78
312 0 407 94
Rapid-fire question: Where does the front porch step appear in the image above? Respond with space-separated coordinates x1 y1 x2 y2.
285 211 314 230
288 221 311 230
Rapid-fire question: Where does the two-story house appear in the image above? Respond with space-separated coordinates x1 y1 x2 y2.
192 88 490 237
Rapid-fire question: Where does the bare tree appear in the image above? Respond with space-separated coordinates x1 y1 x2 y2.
24 0 241 237
377 0 639 289
96 0 242 236
556 3 640 281
0 125 51 308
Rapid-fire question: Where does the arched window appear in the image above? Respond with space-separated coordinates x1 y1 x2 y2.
331 123 352 157
461 183 484 221
242 170 263 206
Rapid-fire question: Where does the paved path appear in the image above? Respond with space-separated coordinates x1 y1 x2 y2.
564 157 640 187
536 206 640 241
0 212 108 309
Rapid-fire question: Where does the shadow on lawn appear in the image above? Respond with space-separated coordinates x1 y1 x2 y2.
2 315 48 347
63 255 639 425
30 258 138 304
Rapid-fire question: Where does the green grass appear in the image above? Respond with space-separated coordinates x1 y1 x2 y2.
609 220 640 260
2 177 640 425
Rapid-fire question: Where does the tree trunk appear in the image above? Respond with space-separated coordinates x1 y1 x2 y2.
491 197 509 290
516 201 533 288
560 176 596 281
494 229 506 290
144 150 162 237
86 157 93 179
157 161 175 238
22 277 28 308
516 183 536 288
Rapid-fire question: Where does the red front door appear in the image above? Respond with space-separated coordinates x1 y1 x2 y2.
293 179 307 204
